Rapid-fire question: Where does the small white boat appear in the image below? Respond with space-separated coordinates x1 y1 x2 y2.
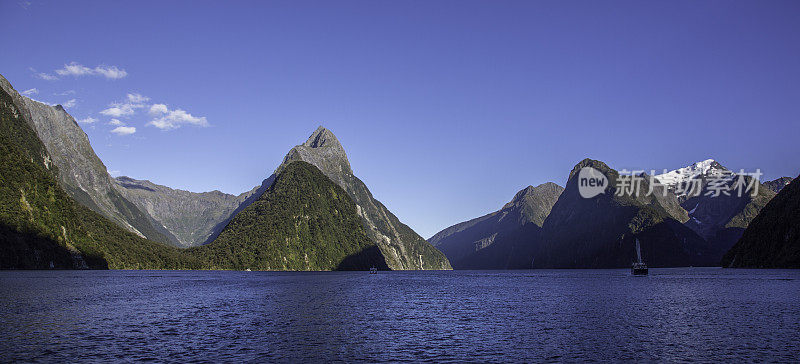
369 266 377 274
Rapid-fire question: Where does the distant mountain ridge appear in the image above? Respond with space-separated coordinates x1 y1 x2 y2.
113 176 257 247
430 158 776 269
429 183 563 269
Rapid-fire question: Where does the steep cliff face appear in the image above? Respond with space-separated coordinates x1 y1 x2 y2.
429 183 563 269
113 177 256 247
722 174 800 268
0 79 197 270
535 159 714 268
270 127 451 270
0 74 173 245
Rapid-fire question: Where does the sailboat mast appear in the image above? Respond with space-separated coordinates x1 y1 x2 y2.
635 239 643 264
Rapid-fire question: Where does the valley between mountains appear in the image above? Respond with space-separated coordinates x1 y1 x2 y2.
0 73 797 270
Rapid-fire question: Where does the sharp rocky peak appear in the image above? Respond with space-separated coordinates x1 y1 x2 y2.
277 126 353 181
510 182 562 204
303 126 341 149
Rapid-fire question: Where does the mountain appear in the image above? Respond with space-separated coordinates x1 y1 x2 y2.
113 177 257 247
764 177 793 193
534 159 714 268
722 174 800 268
0 74 174 245
266 126 451 270
655 159 776 260
189 161 388 270
653 159 726 201
429 183 563 269
0 76 198 269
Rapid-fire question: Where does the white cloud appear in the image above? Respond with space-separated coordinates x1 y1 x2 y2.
56 63 93 77
55 90 75 96
108 118 124 126
36 72 58 81
29 67 58 81
147 106 209 130
94 66 128 80
100 103 135 117
62 99 77 108
78 116 97 124
100 93 149 117
21 88 38 96
149 103 168 114
54 62 128 80
127 93 150 103
111 126 136 135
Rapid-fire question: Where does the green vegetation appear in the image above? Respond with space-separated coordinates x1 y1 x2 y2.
0 88 388 270
187 161 388 271
0 87 200 269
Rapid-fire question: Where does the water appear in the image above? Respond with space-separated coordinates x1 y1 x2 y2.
1 268 799 362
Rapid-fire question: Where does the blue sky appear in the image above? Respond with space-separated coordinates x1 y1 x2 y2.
2 0 799 238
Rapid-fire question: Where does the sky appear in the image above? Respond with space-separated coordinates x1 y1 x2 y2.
2 0 799 238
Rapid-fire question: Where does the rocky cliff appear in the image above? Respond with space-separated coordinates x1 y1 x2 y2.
113 177 256 247
0 78 198 269
0 74 173 245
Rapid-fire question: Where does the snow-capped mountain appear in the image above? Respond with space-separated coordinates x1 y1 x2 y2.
650 159 777 260
653 159 728 190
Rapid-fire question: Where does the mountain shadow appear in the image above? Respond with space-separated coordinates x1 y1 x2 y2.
722 173 800 268
336 245 390 271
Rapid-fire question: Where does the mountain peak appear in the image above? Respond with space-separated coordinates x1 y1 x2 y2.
568 158 613 180
654 159 728 188
303 126 341 149
277 126 353 183
510 182 563 204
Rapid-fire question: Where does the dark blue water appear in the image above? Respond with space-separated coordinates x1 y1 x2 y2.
1 268 799 362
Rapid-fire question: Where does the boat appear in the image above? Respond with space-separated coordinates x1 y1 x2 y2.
631 239 648 276
369 266 378 274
